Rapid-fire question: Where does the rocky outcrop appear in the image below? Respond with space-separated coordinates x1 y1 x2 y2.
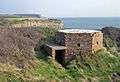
102 27 120 51
111 73 120 82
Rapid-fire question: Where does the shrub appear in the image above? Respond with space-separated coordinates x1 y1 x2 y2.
0 27 42 68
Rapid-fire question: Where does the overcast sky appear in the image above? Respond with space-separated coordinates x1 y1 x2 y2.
0 0 120 17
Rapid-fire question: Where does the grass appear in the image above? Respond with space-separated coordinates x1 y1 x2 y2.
66 49 120 80
0 27 119 82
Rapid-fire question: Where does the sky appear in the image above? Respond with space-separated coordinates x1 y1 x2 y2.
0 0 120 17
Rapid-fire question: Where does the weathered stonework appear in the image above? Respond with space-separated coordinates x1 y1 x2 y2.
44 29 103 64
55 29 103 61
44 43 67 64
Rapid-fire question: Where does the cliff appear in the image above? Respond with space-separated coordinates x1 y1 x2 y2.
0 18 64 29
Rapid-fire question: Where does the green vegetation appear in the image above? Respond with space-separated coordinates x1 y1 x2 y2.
0 18 23 27
49 19 63 24
3 16 23 18
0 27 119 82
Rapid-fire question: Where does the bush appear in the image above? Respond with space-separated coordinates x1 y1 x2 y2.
0 27 42 68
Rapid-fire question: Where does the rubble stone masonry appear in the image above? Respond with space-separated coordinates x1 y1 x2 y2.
56 29 103 61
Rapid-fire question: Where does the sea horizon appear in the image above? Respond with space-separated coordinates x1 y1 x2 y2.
57 17 120 29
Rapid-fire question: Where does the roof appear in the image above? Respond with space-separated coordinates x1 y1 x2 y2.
45 43 67 50
59 29 101 33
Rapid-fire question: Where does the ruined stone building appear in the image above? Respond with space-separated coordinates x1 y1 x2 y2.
45 29 103 64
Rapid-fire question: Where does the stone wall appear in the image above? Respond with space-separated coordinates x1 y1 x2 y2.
65 33 93 55
44 44 55 59
92 32 103 53
55 32 65 45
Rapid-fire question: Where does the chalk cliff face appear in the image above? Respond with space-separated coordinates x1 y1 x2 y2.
102 27 120 51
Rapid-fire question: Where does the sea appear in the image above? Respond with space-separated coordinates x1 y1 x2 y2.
59 17 120 29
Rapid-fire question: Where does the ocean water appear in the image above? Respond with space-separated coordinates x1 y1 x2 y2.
60 17 120 29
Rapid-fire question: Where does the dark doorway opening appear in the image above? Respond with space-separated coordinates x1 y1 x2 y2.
55 50 65 64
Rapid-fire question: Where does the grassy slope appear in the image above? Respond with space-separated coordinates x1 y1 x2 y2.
0 28 119 82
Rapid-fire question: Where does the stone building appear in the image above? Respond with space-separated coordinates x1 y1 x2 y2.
45 29 103 64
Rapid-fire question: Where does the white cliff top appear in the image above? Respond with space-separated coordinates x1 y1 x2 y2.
59 29 101 33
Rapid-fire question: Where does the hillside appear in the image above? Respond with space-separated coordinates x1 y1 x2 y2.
102 27 120 51
0 27 42 68
0 17 63 29
0 27 119 82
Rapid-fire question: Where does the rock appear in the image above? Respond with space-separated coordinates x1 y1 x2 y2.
102 27 120 51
